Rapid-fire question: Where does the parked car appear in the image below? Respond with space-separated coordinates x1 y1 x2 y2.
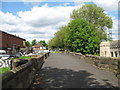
0 50 6 58
10 52 23 58
37 51 44 54
1 54 10 60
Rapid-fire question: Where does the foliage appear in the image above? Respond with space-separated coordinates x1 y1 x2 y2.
66 19 100 54
39 40 48 49
48 18 100 55
48 38 56 49
48 26 68 49
25 41 31 47
31 39 37 46
8 58 15 60
48 4 113 55
70 4 113 41
0 67 10 74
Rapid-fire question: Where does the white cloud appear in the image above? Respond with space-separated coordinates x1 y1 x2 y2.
1 1 119 42
18 4 76 28
73 0 119 11
0 4 83 42
0 11 21 25
93 0 119 11
108 18 118 40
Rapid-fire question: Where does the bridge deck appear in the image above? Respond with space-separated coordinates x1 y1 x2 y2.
30 53 119 88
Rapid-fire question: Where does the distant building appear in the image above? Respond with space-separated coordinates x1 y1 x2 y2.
100 40 120 57
32 43 45 53
0 30 26 54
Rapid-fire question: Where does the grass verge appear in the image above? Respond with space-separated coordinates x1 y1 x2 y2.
0 67 10 74
19 56 31 59
52 51 62 53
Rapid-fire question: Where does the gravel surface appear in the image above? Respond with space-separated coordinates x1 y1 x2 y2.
30 53 119 89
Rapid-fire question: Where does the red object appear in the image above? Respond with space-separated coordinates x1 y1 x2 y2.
0 30 26 52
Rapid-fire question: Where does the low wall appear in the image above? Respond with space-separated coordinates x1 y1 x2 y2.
2 52 50 89
65 52 120 79
85 55 119 73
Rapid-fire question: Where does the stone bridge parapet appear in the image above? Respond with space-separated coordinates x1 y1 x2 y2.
2 52 50 89
65 51 120 79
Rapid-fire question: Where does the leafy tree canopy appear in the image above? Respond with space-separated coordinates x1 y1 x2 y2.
48 26 68 49
70 4 113 41
25 41 31 47
39 40 48 49
66 18 100 54
31 39 37 46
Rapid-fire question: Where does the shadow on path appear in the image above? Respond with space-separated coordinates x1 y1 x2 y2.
30 67 118 89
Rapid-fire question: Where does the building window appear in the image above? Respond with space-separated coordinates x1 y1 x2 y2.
115 51 117 57
111 52 113 57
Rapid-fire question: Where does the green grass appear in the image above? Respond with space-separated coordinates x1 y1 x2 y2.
19 56 31 59
8 58 15 60
53 51 62 53
0 67 10 74
94 54 100 56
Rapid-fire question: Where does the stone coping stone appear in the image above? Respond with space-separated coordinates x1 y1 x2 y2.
2 61 33 84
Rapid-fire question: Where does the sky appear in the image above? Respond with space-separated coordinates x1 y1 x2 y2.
0 0 119 43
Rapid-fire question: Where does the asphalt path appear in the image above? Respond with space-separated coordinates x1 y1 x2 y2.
31 53 119 88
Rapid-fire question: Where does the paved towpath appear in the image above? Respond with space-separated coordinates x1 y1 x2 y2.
31 53 119 88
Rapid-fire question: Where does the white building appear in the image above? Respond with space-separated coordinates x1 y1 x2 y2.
100 40 120 57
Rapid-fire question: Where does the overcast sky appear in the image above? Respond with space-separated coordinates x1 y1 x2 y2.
0 0 119 42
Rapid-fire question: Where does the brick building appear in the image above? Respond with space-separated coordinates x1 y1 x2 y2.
0 30 26 54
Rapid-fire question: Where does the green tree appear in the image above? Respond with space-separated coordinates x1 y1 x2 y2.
32 39 37 46
39 40 48 49
55 26 68 48
48 26 68 49
70 4 112 41
25 41 31 47
67 18 100 55
48 38 57 49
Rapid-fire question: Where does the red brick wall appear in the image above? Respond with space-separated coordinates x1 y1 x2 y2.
1 32 26 49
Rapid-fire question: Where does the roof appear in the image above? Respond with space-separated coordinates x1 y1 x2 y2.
110 40 120 48
100 40 120 48
32 43 43 48
0 30 26 41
